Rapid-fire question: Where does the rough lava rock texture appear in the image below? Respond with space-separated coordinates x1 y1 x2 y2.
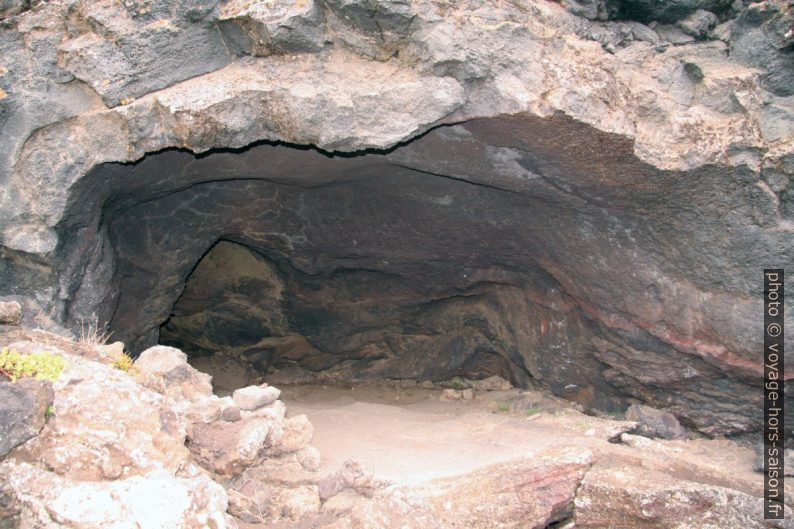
0 378 53 458
574 465 794 528
0 331 332 528
0 0 792 441
0 329 788 528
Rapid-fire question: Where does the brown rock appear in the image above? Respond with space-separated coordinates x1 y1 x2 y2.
0 301 22 326
318 460 379 501
349 448 593 528
471 375 513 391
187 418 274 476
574 465 794 529
296 446 322 472
134 345 213 402
626 404 687 440
279 414 313 453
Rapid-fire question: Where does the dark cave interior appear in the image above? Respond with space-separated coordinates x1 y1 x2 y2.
51 114 789 437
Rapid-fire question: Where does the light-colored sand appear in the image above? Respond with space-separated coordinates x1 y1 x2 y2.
280 383 761 493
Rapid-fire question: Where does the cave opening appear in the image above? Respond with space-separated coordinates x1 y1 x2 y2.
54 114 776 437
157 236 530 394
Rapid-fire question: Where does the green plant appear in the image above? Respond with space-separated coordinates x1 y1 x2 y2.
496 402 510 414
46 405 56 417
0 347 64 382
112 352 137 374
449 376 466 390
525 406 543 417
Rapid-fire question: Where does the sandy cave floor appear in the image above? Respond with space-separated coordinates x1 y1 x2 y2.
277 383 762 494
0 327 765 511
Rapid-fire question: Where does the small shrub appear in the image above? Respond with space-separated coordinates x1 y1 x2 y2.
525 406 543 417
0 347 65 382
46 405 56 417
112 352 137 374
449 376 467 390
496 402 510 414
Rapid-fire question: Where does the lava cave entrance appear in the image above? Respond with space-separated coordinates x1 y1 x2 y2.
57 114 776 434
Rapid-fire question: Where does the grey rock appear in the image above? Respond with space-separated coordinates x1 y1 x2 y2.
559 0 620 21
324 0 415 40
219 0 326 55
620 0 734 24
653 23 696 44
711 19 733 41
0 378 53 458
677 9 718 38
0 0 26 20
57 1 233 106
0 472 20 528
730 0 794 96
232 385 281 411
0 301 21 325
626 404 687 440
188 417 273 475
4 462 232 529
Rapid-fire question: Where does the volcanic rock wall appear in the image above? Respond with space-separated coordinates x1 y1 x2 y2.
1 0 793 438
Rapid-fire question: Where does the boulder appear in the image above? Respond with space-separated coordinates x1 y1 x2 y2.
729 0 794 96
471 375 513 391
626 404 687 440
296 446 322 472
279 414 314 453
232 384 281 411
0 301 22 326
0 378 53 458
347 448 593 528
1 461 233 529
318 460 378 501
440 388 474 401
219 396 242 422
15 354 191 481
186 407 310 476
574 465 793 528
134 345 213 402
677 9 719 38
187 417 274 475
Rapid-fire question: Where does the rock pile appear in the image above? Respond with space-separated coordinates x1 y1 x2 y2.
0 332 325 528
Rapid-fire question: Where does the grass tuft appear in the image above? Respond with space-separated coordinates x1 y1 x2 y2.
78 317 113 348
112 352 137 374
